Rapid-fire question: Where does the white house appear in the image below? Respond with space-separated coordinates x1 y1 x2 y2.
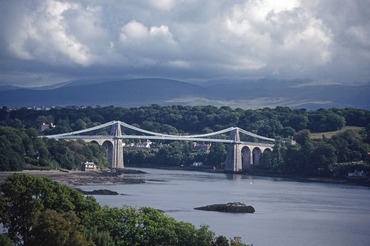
348 170 366 177
82 162 97 171
41 122 55 131
192 162 204 167
135 140 153 148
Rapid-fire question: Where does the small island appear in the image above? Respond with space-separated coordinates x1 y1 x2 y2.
194 202 255 213
75 188 120 195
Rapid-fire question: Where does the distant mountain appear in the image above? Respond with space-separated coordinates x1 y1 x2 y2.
0 78 207 108
0 78 369 109
202 79 370 109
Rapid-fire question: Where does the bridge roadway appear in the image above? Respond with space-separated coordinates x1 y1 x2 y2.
56 134 274 146
44 121 275 173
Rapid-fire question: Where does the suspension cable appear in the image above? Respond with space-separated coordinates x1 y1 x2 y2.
238 128 275 142
44 121 116 138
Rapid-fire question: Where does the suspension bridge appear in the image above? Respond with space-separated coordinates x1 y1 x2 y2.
44 121 275 173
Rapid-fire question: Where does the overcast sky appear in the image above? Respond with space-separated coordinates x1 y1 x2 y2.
0 0 369 87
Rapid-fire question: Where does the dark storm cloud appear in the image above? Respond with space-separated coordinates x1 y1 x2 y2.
0 0 369 86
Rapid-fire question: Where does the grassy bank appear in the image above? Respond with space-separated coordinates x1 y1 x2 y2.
310 126 365 139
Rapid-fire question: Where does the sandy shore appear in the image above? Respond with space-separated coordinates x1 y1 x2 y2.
0 169 145 187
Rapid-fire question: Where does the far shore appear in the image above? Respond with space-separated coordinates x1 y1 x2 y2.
0 164 369 188
125 163 370 187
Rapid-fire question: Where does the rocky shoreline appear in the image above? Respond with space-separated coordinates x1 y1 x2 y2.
0 169 145 187
1 165 369 188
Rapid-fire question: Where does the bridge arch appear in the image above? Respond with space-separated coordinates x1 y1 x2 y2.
240 145 274 171
89 140 101 146
241 146 252 170
102 140 114 167
263 148 273 156
82 139 107 146
253 147 262 165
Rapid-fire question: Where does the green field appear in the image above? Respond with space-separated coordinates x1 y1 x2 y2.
310 126 365 139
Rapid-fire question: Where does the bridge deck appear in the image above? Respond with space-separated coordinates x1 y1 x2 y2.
51 135 274 147
43 121 275 172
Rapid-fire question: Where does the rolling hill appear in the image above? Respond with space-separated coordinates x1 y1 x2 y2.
0 78 369 109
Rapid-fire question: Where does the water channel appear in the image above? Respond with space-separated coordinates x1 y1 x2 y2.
79 168 370 246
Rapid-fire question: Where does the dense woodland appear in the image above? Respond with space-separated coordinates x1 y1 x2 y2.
0 173 250 246
0 105 369 178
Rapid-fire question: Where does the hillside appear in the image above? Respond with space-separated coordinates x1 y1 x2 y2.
0 78 206 108
0 78 369 109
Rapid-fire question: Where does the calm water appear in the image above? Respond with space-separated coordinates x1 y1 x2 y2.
79 168 370 246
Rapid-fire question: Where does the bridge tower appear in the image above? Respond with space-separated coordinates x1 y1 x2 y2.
109 122 124 169
224 128 243 172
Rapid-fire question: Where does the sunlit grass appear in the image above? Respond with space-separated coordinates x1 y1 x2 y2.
310 126 365 139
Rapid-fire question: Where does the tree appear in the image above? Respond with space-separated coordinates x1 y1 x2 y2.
0 126 27 171
9 118 23 129
88 206 175 246
35 115 49 128
309 143 336 176
287 115 308 131
194 225 215 246
281 126 296 138
161 124 178 134
258 150 273 170
0 135 25 171
1 174 252 246
307 110 345 132
213 235 229 246
0 234 12 246
74 119 88 131
341 108 370 126
328 129 369 163
83 205 235 246
207 143 227 168
300 141 314 174
230 237 250 246
84 227 115 246
0 174 100 245
279 144 301 174
28 210 94 246
293 130 311 146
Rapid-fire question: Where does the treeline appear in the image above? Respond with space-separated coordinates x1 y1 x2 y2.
0 173 250 246
0 126 108 171
1 105 369 137
262 128 370 177
0 105 369 176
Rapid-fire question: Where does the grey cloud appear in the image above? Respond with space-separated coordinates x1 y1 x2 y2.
0 0 369 86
